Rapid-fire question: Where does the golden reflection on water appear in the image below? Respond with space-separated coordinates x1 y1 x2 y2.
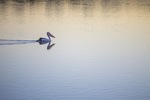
0 0 150 58
0 0 150 56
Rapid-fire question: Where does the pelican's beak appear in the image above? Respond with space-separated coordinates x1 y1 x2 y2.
47 32 55 38
50 34 55 38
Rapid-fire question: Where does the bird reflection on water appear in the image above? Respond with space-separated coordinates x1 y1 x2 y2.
0 32 55 50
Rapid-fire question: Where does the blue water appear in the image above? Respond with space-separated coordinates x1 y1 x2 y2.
0 0 150 100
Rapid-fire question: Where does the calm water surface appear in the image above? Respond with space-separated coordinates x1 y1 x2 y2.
0 0 150 99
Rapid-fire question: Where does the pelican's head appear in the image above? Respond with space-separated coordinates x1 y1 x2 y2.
47 32 55 38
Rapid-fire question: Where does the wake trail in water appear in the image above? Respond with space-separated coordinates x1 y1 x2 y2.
0 39 37 45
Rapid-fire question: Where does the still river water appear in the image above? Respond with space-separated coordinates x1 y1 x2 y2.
0 0 150 99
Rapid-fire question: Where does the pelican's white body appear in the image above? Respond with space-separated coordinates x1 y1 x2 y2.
37 32 55 44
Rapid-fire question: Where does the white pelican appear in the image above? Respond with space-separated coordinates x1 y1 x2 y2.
36 32 55 44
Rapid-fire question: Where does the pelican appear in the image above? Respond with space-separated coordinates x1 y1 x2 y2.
36 32 55 44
